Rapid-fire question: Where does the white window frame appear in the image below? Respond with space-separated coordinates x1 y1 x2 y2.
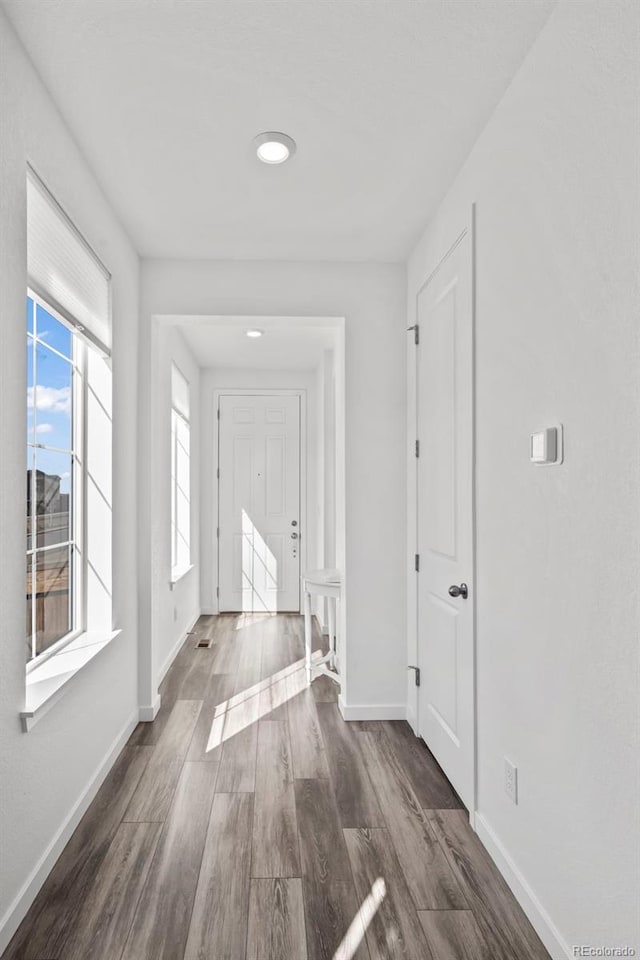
170 366 192 581
26 289 87 671
22 169 119 731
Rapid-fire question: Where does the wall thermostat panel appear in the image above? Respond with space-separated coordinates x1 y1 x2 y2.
530 425 563 465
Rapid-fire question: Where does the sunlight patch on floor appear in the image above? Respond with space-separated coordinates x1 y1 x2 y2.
205 650 323 753
333 877 386 960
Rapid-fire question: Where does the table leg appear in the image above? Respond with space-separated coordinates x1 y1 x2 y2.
328 596 336 669
304 588 313 684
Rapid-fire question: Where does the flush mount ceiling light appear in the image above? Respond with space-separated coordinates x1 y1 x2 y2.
254 131 296 165
246 329 264 338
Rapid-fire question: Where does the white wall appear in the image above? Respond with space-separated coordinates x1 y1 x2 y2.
407 1 640 954
140 261 407 714
199 366 321 617
315 349 338 635
150 325 201 682
0 11 140 949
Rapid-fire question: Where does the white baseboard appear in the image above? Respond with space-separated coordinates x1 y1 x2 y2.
473 813 571 960
200 607 217 616
0 709 139 956
338 697 406 721
138 694 161 722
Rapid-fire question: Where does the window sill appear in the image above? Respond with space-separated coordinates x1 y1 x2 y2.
21 629 122 732
169 564 194 587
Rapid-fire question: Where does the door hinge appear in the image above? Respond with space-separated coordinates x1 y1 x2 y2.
216 527 219 538
415 553 420 572
415 439 420 458
216 586 219 598
407 324 419 345
217 407 220 420
408 665 421 687
216 467 220 479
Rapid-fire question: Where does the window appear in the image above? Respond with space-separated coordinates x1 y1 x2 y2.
26 167 112 668
26 295 84 662
171 364 191 578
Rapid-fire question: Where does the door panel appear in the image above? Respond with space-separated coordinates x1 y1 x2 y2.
219 394 300 612
423 283 457 559
265 437 285 515
424 593 459 738
417 227 475 809
233 437 254 513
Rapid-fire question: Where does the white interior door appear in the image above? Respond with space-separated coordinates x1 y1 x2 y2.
218 394 301 612
417 226 475 809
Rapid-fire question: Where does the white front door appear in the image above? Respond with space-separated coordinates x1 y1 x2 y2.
218 394 301 612
416 225 475 809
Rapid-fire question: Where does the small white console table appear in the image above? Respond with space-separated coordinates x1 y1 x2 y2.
302 568 342 686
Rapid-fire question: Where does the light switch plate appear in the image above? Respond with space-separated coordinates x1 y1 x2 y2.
504 757 518 804
530 424 563 465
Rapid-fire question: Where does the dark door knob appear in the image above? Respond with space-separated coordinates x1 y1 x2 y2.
448 583 468 599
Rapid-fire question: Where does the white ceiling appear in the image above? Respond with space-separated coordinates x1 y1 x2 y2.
175 317 337 372
3 0 555 261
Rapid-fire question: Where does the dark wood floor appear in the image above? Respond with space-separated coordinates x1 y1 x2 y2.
3 614 551 960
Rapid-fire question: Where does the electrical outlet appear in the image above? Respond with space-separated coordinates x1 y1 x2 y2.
504 757 518 804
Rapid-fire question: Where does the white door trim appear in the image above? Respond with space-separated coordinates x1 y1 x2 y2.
413 205 477 824
213 388 308 614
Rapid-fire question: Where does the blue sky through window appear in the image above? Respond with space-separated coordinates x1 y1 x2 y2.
27 297 74 494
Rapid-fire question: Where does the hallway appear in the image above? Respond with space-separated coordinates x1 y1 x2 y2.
4 615 549 960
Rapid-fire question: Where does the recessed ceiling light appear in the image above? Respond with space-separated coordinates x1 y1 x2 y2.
246 329 263 338
254 132 296 165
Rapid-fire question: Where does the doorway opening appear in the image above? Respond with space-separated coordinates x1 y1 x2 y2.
143 313 346 714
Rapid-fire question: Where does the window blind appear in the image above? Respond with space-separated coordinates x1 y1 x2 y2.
171 364 190 420
27 166 112 356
